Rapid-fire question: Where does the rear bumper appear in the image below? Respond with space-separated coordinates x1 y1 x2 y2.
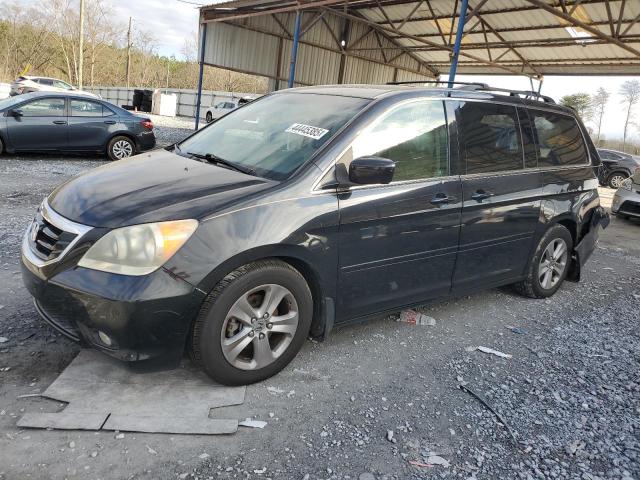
136 131 156 152
575 206 609 267
22 254 205 368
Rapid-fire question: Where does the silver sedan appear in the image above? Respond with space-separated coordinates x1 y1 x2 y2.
612 171 640 220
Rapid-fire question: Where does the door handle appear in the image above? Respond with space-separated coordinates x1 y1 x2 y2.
52 120 67 125
430 193 452 205
103 120 116 125
471 189 494 201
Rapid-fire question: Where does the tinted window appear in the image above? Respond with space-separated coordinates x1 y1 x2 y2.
21 98 65 116
54 81 72 90
457 102 523 174
351 100 448 181
70 99 103 117
599 151 621 161
179 93 369 181
38 79 54 86
529 110 587 166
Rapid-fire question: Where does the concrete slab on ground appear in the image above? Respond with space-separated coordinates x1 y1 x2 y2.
17 350 245 435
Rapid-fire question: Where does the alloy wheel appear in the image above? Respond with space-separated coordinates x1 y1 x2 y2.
112 140 133 159
609 174 626 189
538 238 568 290
220 284 299 370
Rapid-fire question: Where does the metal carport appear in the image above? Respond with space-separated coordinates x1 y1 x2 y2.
193 0 640 127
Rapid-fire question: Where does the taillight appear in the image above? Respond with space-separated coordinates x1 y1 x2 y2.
141 119 153 130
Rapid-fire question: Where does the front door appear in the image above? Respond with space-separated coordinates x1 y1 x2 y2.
337 99 462 320
6 97 68 151
451 101 542 292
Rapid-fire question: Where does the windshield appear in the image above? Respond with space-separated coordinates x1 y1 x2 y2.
179 93 369 181
0 95 26 111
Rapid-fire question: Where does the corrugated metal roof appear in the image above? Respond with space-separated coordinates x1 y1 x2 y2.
200 0 640 83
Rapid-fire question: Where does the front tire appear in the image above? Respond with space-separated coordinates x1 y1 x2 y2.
205 111 213 123
607 172 627 189
514 225 573 299
190 260 313 386
107 135 135 160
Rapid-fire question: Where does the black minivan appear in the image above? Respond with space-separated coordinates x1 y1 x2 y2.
21 84 609 385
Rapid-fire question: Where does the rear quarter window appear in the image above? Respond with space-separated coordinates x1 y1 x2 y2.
529 110 587 167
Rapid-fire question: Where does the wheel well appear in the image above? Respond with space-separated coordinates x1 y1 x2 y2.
106 132 136 152
274 256 326 338
556 219 577 244
606 170 629 179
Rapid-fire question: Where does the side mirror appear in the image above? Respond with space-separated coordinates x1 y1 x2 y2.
10 108 23 117
348 156 395 185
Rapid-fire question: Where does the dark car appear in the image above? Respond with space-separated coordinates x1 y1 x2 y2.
596 148 640 188
21 84 608 386
0 91 155 160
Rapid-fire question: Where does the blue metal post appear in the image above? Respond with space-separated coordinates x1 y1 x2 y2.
194 23 207 130
447 0 469 88
288 11 302 88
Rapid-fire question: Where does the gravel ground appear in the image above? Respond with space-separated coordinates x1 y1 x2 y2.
0 134 638 480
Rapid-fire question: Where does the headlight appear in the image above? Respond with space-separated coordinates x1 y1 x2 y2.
78 219 198 275
620 178 632 191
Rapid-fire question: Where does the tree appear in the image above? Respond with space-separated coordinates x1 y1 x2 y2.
591 87 609 145
619 80 640 149
0 1 267 94
84 0 118 87
560 93 592 121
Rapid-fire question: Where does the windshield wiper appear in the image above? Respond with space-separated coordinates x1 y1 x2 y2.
186 151 255 176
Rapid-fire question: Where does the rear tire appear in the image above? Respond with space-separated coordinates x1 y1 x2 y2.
205 111 213 123
607 172 627 189
514 225 573 299
0 137 4 155
189 260 313 386
107 135 135 161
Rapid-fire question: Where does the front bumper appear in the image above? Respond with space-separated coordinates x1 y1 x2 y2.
21 250 205 368
611 186 640 217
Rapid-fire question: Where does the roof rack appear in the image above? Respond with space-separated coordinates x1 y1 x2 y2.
385 80 556 104
387 80 490 88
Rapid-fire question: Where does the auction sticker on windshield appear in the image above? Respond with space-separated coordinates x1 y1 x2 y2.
285 123 329 140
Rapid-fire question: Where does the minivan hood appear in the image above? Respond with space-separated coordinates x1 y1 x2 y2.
48 150 274 228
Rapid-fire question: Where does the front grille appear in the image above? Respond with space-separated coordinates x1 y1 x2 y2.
619 201 640 215
29 211 78 262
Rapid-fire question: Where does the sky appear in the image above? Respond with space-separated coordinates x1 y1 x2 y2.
109 0 200 57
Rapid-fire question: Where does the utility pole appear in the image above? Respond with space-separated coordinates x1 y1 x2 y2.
78 0 85 89
126 17 132 88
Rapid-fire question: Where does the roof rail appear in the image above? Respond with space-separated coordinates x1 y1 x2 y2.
470 85 556 104
386 80 556 104
387 80 490 88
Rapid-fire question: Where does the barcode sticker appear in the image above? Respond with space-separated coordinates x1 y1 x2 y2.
285 123 329 140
